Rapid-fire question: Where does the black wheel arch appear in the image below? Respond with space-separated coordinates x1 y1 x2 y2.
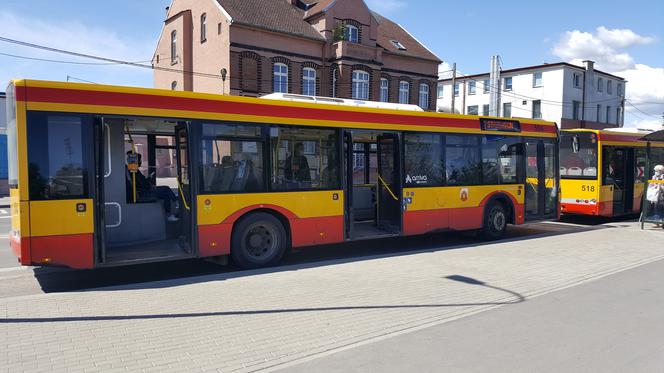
484 193 516 225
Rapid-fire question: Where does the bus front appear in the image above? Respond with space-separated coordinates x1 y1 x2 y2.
560 130 601 215
6 81 28 264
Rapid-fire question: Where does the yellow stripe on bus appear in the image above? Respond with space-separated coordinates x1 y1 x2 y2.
197 191 344 226
403 185 524 211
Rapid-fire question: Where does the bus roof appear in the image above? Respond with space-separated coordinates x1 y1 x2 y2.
11 79 558 138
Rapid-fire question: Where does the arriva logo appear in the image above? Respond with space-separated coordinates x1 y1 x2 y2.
406 174 428 184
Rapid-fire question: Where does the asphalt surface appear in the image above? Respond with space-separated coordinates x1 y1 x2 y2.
0 207 14 268
280 257 664 373
0 218 605 298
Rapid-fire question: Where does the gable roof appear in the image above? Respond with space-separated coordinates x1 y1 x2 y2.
372 12 441 63
303 0 336 19
216 0 326 41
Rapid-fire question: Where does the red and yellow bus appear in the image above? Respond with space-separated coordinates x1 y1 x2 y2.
6 80 559 269
560 128 664 217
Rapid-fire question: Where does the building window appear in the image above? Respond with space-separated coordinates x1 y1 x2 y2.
616 107 621 125
606 106 611 123
399 81 410 104
482 104 489 116
332 68 337 98
532 100 542 119
617 83 624 97
200 13 207 43
302 67 316 96
503 77 512 91
390 40 407 50
572 100 581 120
437 84 444 99
596 104 602 122
418 84 429 109
218 22 222 35
273 63 288 93
467 105 478 115
597 77 603 92
503 102 511 118
345 24 359 43
573 73 581 88
453 83 459 97
171 81 177 91
607 80 613 94
533 72 543 87
352 70 370 100
468 81 476 95
483 79 490 93
170 30 177 64
380 78 389 102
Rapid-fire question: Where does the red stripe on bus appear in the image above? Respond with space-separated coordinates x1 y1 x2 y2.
198 223 233 257
30 234 94 269
10 232 30 266
23 86 556 134
291 215 344 248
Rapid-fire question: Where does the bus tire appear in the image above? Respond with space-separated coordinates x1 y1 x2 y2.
480 202 508 241
231 212 288 269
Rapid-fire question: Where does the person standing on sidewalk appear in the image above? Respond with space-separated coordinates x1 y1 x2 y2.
646 164 664 226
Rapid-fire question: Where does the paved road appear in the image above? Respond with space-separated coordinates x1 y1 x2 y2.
281 257 664 373
1 219 662 372
0 220 591 297
0 207 13 268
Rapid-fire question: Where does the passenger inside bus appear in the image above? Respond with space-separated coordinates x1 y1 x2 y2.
125 151 179 222
285 142 311 184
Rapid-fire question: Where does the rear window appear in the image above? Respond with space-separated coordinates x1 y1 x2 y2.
560 132 598 179
27 113 91 200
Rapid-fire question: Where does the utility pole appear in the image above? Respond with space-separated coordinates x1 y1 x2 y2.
450 62 456 114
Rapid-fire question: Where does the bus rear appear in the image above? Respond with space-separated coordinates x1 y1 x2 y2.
560 130 602 215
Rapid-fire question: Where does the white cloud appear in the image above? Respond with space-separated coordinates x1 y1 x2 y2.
0 10 154 88
552 26 663 128
365 0 406 14
552 26 654 71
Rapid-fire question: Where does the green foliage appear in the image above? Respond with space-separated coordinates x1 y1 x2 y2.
332 23 346 42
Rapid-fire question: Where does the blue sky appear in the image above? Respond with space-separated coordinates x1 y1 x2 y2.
0 0 662 127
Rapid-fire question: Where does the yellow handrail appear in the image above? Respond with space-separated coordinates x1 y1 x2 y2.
377 174 399 201
177 179 191 211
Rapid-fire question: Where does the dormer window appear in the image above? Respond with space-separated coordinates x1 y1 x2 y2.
391 40 406 50
344 24 359 43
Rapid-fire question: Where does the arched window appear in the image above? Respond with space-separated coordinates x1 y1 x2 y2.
345 24 359 43
200 13 207 42
352 70 370 100
302 67 316 96
380 78 389 102
170 30 177 63
399 81 410 104
418 83 429 109
273 63 288 93
171 81 177 91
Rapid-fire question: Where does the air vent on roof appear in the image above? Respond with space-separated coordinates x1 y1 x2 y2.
390 40 407 50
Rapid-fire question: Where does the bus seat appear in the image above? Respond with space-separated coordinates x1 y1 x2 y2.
568 167 582 176
583 167 597 176
560 167 568 176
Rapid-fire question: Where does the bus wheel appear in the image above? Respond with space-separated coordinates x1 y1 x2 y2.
480 202 507 240
231 212 288 269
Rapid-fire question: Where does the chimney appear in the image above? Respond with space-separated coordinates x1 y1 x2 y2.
583 60 595 71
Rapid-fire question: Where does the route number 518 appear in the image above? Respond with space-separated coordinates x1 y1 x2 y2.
581 185 595 192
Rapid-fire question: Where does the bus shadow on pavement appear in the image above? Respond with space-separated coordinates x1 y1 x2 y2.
3 274 524 324
27 219 615 294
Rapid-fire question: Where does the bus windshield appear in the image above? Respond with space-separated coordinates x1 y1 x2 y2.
560 132 598 179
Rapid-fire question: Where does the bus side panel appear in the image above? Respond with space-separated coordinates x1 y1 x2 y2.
28 200 94 269
633 183 645 213
598 185 614 217
403 185 523 235
196 191 344 256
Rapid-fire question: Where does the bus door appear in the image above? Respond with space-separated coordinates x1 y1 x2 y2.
605 147 634 215
343 131 354 239
175 124 194 251
376 134 402 234
525 139 558 220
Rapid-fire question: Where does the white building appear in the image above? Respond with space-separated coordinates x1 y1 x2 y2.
437 61 626 129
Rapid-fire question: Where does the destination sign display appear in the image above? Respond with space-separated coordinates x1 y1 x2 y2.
480 118 521 132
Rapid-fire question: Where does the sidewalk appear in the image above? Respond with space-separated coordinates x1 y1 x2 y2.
1 221 663 372
0 196 9 208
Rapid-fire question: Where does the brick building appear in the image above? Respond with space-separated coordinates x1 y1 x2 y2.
153 0 442 110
